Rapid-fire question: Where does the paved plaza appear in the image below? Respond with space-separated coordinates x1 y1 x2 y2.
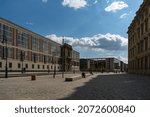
0 73 150 100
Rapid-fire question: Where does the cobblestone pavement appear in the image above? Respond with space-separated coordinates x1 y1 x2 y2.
0 73 150 100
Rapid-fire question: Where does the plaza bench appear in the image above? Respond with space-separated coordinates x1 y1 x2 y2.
65 75 82 81
65 74 91 82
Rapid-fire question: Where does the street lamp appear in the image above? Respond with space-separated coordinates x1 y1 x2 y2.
52 52 56 78
61 38 64 78
20 51 24 74
2 34 8 78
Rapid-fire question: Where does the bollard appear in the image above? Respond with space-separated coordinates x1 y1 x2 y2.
31 75 36 81
82 72 86 78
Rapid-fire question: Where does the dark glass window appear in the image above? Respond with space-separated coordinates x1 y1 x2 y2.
18 63 21 68
9 62 12 68
17 31 28 48
38 65 40 69
26 64 28 68
32 64 34 69
2 24 13 45
31 37 39 51
0 62 2 68
43 41 48 54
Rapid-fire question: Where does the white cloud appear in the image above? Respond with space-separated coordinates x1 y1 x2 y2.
26 22 34 25
62 0 87 10
46 33 128 51
94 0 98 4
120 13 128 19
105 1 128 12
42 0 48 3
46 33 128 62
117 56 128 63
106 0 110 4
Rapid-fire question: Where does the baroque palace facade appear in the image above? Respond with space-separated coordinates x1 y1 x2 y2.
128 0 150 74
0 18 80 76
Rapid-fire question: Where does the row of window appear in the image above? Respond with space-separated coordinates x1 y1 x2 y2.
0 62 60 70
129 55 150 70
129 37 149 59
129 18 149 47
0 23 61 56
0 45 61 64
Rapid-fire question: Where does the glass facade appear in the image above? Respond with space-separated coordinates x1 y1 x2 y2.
32 53 38 62
51 43 57 56
2 47 13 59
43 41 48 54
0 18 79 72
114 58 120 69
0 23 2 42
0 23 13 45
0 45 3 58
16 49 28 61
17 31 28 48
31 37 39 51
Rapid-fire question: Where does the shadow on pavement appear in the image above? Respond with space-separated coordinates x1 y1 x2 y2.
60 74 150 100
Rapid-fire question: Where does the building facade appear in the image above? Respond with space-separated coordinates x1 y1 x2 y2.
128 0 150 74
0 18 80 76
80 58 127 72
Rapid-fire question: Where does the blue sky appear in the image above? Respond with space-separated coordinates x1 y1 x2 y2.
0 0 143 62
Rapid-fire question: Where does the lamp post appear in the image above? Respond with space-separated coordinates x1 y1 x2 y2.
52 52 56 78
62 38 64 78
20 51 24 74
2 34 8 78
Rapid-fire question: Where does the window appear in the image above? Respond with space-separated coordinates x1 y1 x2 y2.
2 24 13 45
37 65 40 69
138 43 140 53
9 62 12 68
145 56 148 69
51 43 57 55
43 41 49 54
17 31 28 48
51 66 53 69
32 53 38 62
32 64 34 69
145 37 148 51
16 49 28 60
0 62 2 68
141 41 144 52
43 65 45 69
47 65 49 69
18 63 21 68
31 37 39 51
0 46 3 58
145 19 148 32
0 23 2 42
137 28 140 38
26 64 28 69
141 23 144 35
2 47 13 59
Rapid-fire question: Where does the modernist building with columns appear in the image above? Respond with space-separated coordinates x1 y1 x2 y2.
0 18 80 76
80 58 128 72
128 0 150 74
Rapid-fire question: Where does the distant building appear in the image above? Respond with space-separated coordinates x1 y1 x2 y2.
127 0 150 75
0 18 80 75
80 58 127 72
62 43 80 72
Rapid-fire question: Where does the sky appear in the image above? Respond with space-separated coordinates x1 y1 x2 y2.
0 0 143 63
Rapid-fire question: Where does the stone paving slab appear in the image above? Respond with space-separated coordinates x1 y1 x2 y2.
0 73 149 100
